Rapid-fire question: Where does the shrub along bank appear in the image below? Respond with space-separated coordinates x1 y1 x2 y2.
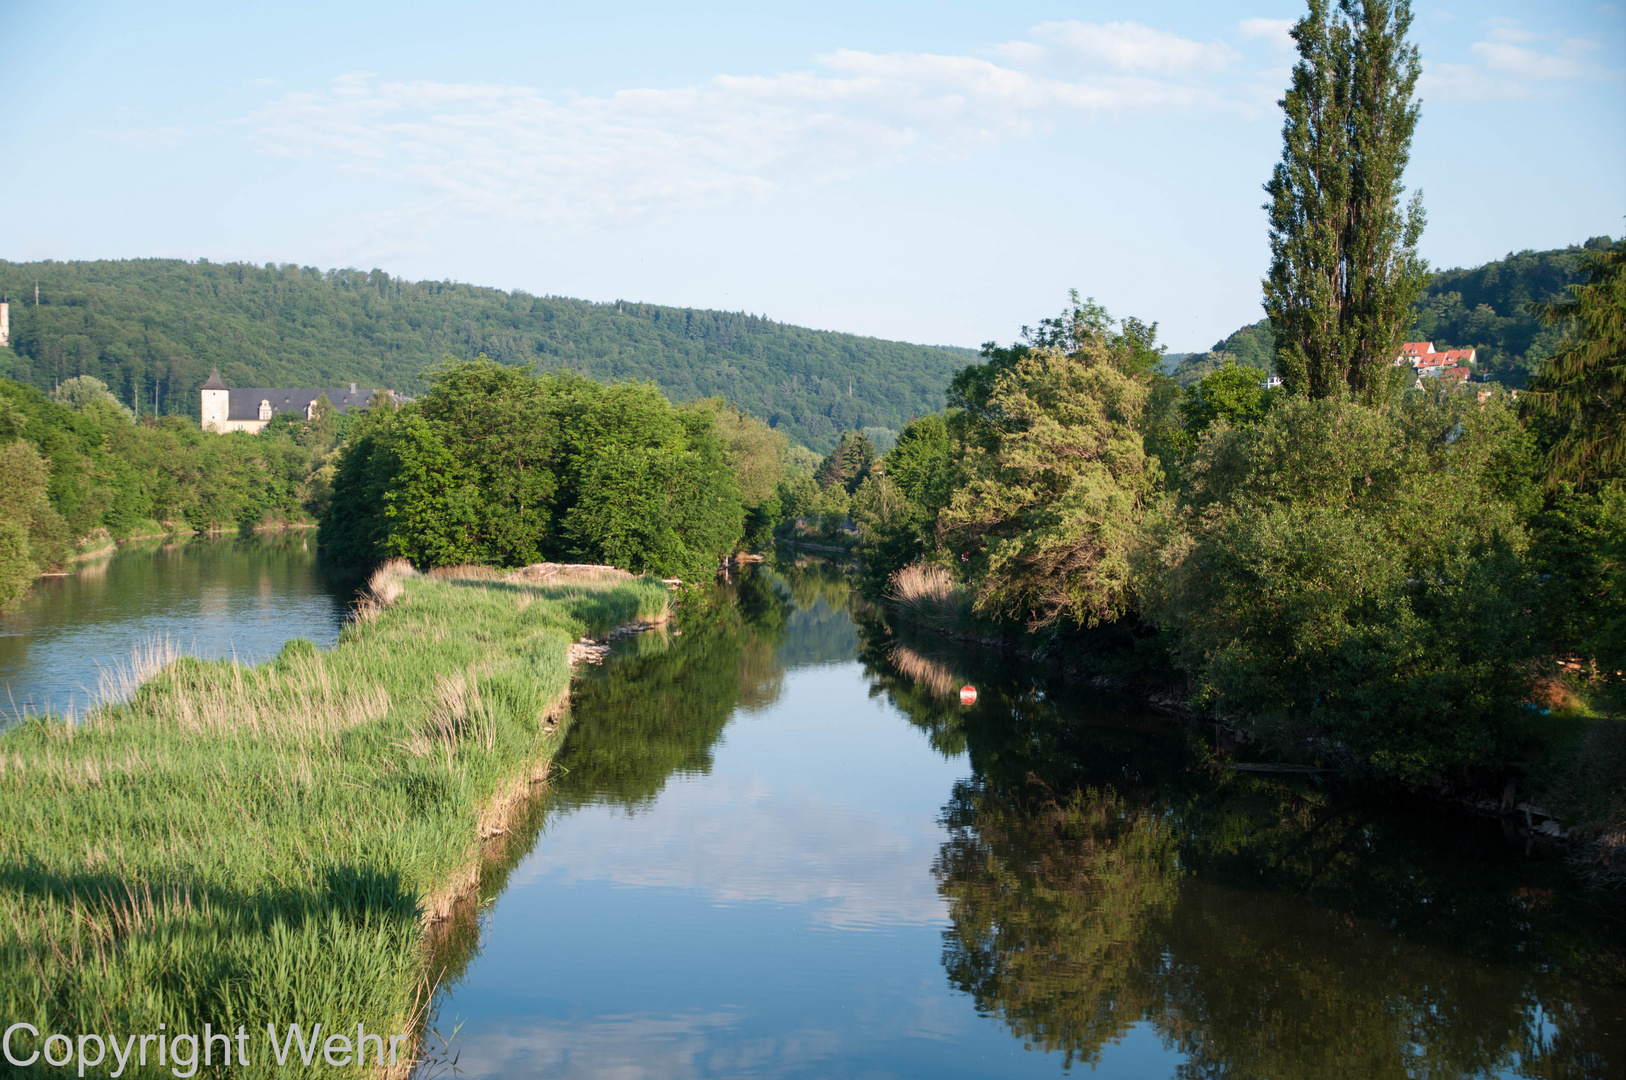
0 562 669 1078
321 359 782 580
0 376 344 610
847 284 1624 876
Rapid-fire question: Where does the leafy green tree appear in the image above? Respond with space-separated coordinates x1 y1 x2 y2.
317 392 400 568
52 375 133 419
1263 0 1427 400
941 341 1159 629
0 440 71 607
322 360 743 577
381 414 484 567
1179 362 1281 437
1145 393 1540 782
850 414 957 588
697 399 789 506
415 359 561 564
951 291 1164 420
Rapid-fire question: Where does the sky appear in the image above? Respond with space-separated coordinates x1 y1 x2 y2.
1 1 1621 352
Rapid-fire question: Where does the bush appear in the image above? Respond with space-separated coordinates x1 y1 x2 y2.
322 359 744 578
1144 392 1541 781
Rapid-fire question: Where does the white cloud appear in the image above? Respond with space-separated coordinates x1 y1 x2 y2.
523 776 950 931
1238 17 1296 52
1004 20 1241 73
170 23 1258 238
1422 20 1619 101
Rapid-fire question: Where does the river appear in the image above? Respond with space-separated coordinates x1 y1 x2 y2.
421 556 1624 1079
0 532 350 723
8 542 1621 1076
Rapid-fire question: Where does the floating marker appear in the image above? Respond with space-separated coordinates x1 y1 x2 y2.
960 685 977 705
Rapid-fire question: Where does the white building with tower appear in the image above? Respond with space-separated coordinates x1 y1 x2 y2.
200 368 388 433
0 301 10 348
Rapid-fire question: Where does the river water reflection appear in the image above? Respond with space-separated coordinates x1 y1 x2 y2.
0 532 350 721
423 558 1625 1079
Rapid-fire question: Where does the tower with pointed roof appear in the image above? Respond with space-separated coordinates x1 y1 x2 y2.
201 369 230 432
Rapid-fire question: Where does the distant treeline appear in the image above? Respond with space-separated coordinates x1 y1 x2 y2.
0 259 974 451
0 376 341 607
1166 237 1614 388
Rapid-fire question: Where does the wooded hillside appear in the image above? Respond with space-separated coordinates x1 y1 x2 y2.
1165 237 1613 387
0 259 975 451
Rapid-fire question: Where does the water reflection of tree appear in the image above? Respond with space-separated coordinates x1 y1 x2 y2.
858 616 1625 1078
554 570 793 810
935 779 1177 1069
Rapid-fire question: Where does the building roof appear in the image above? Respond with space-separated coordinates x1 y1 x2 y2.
1400 341 1433 355
202 368 228 391
225 387 382 421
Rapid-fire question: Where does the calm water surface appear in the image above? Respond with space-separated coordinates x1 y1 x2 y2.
421 559 1626 1079
0 532 350 720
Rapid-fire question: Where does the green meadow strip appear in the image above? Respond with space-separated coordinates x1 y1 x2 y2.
0 561 670 1078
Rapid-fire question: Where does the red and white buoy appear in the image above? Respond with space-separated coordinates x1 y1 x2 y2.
959 685 978 705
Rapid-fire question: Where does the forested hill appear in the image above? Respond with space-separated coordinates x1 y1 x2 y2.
1412 239 1613 384
0 259 976 450
1167 236 1615 387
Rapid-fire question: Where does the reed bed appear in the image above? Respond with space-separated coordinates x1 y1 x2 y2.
0 561 669 1078
885 562 973 631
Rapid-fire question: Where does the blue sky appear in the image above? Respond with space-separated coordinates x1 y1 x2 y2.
1 1 1621 351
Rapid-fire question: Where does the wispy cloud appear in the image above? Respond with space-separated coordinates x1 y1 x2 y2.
203 21 1261 236
994 20 1241 73
1422 17 1620 100
1238 17 1297 52
123 13 1605 240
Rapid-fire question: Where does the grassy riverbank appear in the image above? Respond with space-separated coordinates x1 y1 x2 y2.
0 561 669 1077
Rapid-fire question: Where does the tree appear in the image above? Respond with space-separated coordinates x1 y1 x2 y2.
816 430 876 494
1179 362 1281 438
0 440 71 607
1144 394 1539 782
1525 241 1626 484
951 292 1164 421
1263 0 1427 401
940 341 1159 629
52 375 133 419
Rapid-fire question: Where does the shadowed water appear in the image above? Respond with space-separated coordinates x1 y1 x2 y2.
0 532 350 721
419 557 1626 1079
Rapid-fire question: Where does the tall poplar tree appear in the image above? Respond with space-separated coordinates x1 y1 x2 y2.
1263 0 1427 400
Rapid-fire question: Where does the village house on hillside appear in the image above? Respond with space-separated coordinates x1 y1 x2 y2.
200 368 389 433
1395 341 1475 388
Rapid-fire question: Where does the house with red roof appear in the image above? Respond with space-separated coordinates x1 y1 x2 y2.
1397 341 1478 383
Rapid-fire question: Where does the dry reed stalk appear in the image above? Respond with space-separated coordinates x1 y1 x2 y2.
94 635 182 709
887 563 959 607
425 564 501 581
505 562 635 585
353 559 418 623
403 669 491 760
129 656 393 745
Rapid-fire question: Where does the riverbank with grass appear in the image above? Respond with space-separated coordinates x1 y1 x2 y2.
0 559 670 1078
